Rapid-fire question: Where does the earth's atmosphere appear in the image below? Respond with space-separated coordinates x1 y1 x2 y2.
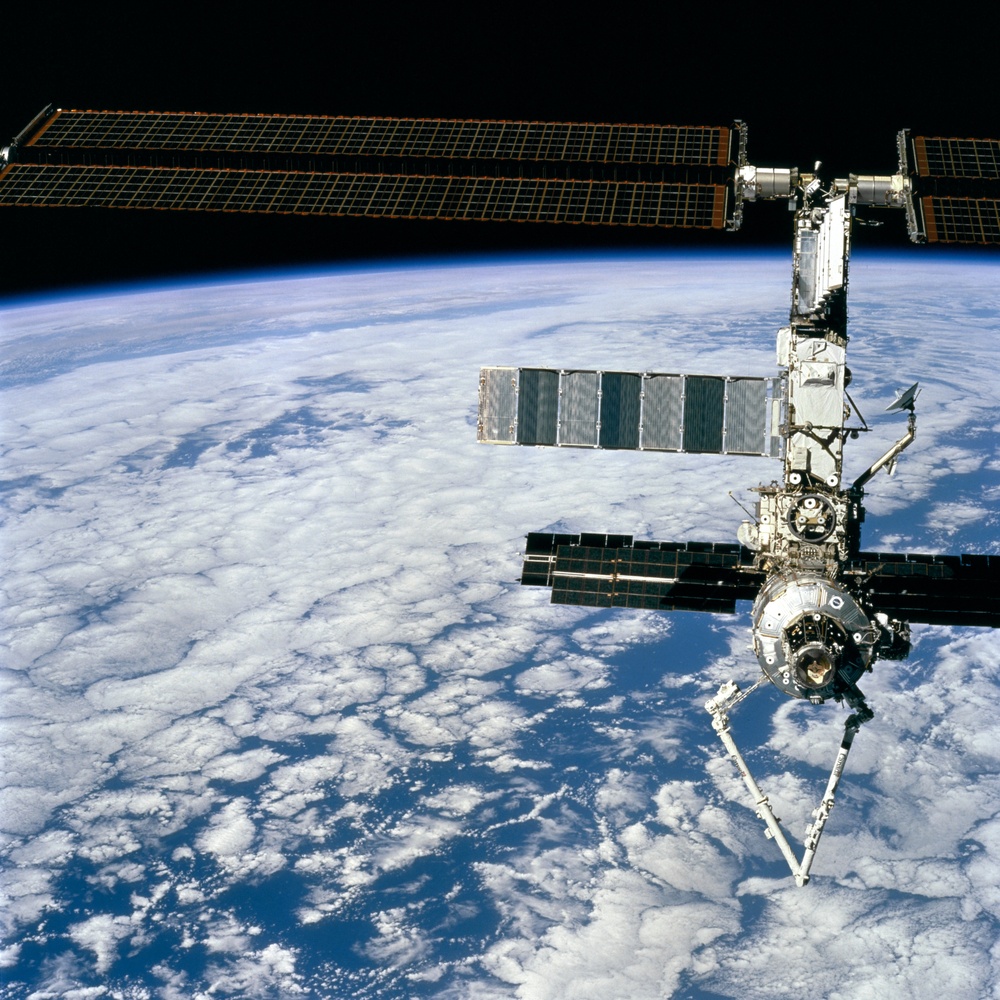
1 251 999 999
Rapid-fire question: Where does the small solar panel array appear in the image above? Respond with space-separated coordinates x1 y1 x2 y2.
906 134 1000 245
520 532 762 613
478 366 784 456
0 107 737 231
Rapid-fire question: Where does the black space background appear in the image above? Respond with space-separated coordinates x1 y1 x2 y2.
1 5 996 298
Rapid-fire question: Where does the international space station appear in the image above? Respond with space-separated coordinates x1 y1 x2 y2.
3 106 998 885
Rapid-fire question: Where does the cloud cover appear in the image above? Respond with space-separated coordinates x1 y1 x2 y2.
1 252 998 997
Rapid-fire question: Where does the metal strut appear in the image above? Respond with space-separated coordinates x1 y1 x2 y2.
705 679 871 886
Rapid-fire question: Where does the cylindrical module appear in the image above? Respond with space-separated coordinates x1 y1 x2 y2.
751 573 876 701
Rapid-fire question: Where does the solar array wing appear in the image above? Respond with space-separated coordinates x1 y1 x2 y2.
849 551 1000 626
521 532 762 613
19 109 738 167
0 163 728 228
0 107 740 231
479 367 784 456
905 133 1000 244
910 136 1000 180
917 196 1000 244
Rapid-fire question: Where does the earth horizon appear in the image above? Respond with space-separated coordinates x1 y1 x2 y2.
2 248 998 999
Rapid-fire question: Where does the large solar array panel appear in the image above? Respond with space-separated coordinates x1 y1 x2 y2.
22 109 738 167
0 163 728 228
0 106 739 230
910 136 1000 180
918 195 1000 244
520 532 762 613
478 367 784 455
849 551 1000 626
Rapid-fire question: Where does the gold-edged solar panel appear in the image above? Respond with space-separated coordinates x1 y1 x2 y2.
911 136 1000 179
920 195 1000 244
0 163 729 228
26 109 736 166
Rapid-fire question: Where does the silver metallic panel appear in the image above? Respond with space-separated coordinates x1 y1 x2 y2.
785 336 845 482
725 378 767 454
793 194 849 318
477 367 518 443
794 230 819 314
640 375 684 451
477 367 783 457
558 371 601 446
769 386 785 457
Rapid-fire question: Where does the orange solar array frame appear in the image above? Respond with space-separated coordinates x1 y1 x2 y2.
0 162 730 229
23 109 737 168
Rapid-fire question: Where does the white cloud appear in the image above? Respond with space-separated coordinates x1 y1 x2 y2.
481 867 738 999
201 942 304 997
67 912 134 975
363 907 431 967
2 255 998 996
197 798 256 863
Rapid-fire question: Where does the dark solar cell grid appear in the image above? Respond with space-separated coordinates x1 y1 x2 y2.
921 196 1000 244
913 136 1000 179
29 110 732 166
0 164 728 228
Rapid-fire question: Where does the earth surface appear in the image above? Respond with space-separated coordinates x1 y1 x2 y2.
1 250 999 999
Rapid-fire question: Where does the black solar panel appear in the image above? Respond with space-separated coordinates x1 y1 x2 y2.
849 551 1000 626
520 533 762 613
681 376 726 452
